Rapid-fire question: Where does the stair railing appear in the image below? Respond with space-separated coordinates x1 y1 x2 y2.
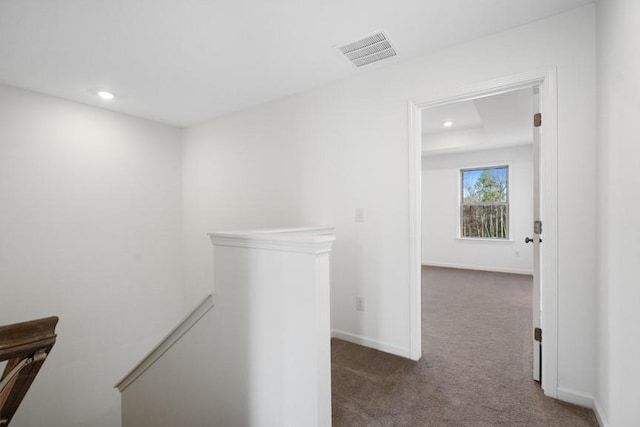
0 317 58 426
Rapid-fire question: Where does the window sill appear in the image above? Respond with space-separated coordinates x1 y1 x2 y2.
456 237 515 243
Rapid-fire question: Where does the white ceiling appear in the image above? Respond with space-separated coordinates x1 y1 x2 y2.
422 101 483 135
474 89 534 147
0 0 592 126
422 88 534 152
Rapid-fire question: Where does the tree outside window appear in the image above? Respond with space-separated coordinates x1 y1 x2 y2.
461 166 509 239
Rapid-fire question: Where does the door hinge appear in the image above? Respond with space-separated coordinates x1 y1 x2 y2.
534 327 542 343
534 220 542 235
534 113 542 127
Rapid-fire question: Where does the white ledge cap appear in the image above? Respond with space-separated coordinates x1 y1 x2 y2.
208 226 335 254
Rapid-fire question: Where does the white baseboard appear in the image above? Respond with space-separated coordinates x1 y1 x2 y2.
422 261 533 276
331 330 411 359
593 399 609 427
556 387 593 408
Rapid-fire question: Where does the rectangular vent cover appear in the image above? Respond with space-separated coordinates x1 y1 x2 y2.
338 32 397 67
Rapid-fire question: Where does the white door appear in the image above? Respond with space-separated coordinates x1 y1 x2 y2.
531 87 542 383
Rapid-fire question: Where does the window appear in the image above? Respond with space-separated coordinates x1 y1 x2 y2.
460 166 509 239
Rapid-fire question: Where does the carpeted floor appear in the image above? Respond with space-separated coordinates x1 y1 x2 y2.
331 266 598 426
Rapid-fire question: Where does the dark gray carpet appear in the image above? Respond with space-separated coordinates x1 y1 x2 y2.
331 266 597 426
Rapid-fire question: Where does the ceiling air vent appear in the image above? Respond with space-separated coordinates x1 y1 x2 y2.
337 32 397 67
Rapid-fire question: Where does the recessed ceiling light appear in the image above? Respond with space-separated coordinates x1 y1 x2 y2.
97 90 115 100
443 121 453 128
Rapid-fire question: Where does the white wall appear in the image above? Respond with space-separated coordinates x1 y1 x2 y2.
595 0 640 425
0 85 184 427
181 5 596 398
422 146 533 274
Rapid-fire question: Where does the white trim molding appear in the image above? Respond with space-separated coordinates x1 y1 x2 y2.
408 68 559 395
115 294 214 392
332 330 411 359
208 226 335 254
593 399 610 427
407 89 423 361
556 387 594 409
422 261 533 276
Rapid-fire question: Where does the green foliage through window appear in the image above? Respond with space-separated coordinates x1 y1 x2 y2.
461 166 508 239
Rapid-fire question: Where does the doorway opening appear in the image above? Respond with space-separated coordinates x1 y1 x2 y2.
407 70 559 398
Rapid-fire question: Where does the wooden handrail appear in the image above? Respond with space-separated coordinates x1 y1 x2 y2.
0 317 58 426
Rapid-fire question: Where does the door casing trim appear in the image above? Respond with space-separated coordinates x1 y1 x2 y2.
407 68 559 397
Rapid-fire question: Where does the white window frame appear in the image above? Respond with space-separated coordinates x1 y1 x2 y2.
459 164 510 240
